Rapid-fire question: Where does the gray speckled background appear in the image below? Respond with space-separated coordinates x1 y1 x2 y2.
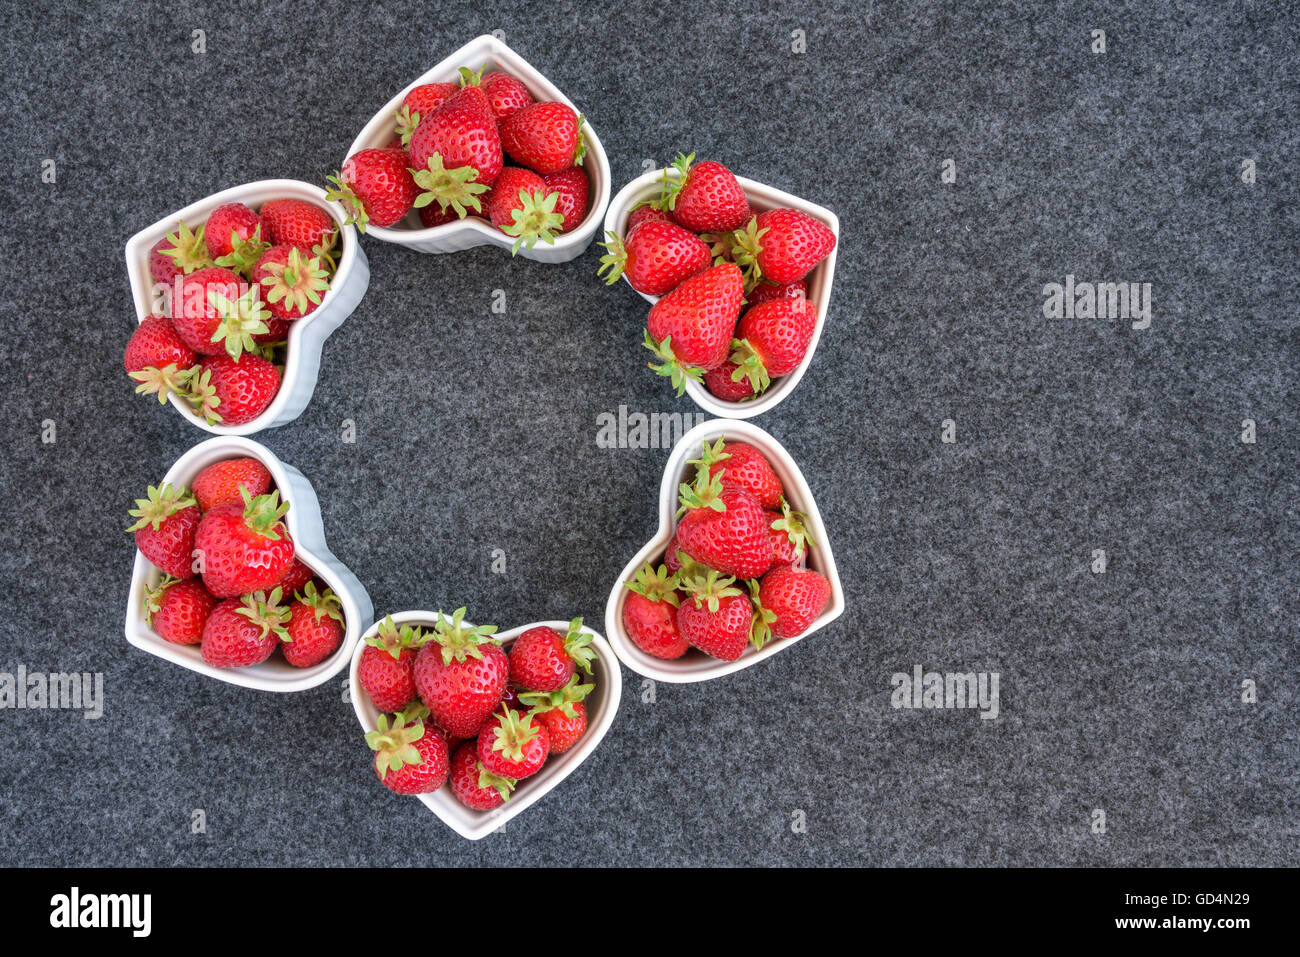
0 0 1296 866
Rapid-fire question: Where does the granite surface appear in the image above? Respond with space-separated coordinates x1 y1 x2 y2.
0 0 1296 866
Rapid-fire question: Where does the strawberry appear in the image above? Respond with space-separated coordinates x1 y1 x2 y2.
660 153 750 233
171 266 260 357
756 565 831 641
253 316 291 344
664 533 684 573
328 148 418 232
252 245 330 321
703 360 756 402
127 484 200 579
627 205 674 231
746 278 806 306
193 487 295 598
768 499 814 567
449 741 515 810
150 221 210 285
418 203 460 229
543 165 589 233
409 87 502 217
676 569 754 661
186 353 281 426
481 167 564 254
206 203 270 275
691 438 783 509
413 608 508 738
200 589 289 668
460 67 534 121
124 314 197 404
367 707 449 795
730 298 817 393
282 581 345 667
732 209 835 286
275 557 315 598
599 220 711 297
191 456 272 512
476 707 550 780
519 675 593 754
359 616 425 713
258 199 338 266
622 563 689 660
644 262 744 394
507 617 594 693
144 576 216 645
674 465 773 579
395 81 460 146
499 101 585 176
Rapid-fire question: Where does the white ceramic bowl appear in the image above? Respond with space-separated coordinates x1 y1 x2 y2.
123 179 370 436
124 436 374 691
604 419 844 683
603 168 840 419
344 33 610 262
349 614 621 840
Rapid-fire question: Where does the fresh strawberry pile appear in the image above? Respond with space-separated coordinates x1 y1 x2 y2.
129 457 345 668
124 198 341 426
330 65 590 253
599 153 836 402
622 438 832 662
360 611 597 809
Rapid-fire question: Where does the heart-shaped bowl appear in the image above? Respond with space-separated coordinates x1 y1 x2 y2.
603 168 839 419
604 418 844 683
123 179 370 436
344 33 610 262
124 436 374 691
349 614 621 840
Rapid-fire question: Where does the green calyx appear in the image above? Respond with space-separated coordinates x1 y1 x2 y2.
771 497 816 554
501 188 564 256
560 617 596 675
457 64 486 87
679 568 742 612
393 105 421 148
701 230 739 266
127 483 196 532
298 580 343 624
181 367 222 424
643 329 704 397
129 362 199 404
626 562 681 606
142 574 181 625
658 151 695 211
207 284 271 360
259 247 330 315
476 760 517 802
728 216 770 290
325 171 372 234
214 224 271 277
235 587 291 642
158 220 211 274
366 615 426 659
686 436 731 473
519 673 593 719
487 707 540 763
728 336 772 395
366 709 428 781
572 114 587 166
240 486 290 540
429 606 498 665
596 231 628 284
410 153 489 219
746 578 778 649
676 462 727 519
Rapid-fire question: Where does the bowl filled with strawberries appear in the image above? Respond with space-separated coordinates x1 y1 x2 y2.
124 436 373 691
605 418 844 683
349 610 620 840
336 33 610 262
600 155 839 419
122 179 369 436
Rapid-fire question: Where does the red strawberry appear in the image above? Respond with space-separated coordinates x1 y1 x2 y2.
746 278 807 306
674 465 773 579
206 203 270 275
328 148 418 232
477 707 550 780
127 484 200 579
481 167 564 253
418 203 460 229
676 570 754 661
499 101 585 176
253 316 291 344
664 531 684 573
358 616 425 713
768 499 814 567
193 487 295 598
395 81 460 145
661 153 750 233
520 674 592 754
622 563 689 659
252 244 330 321
413 608 509 738
172 266 269 358
367 707 449 795
692 438 783 509
507 618 594 693
467 68 534 120
191 457 272 512
187 353 281 426
599 220 711 297
756 565 831 641
282 581 345 668
730 298 817 393
150 221 210 285
644 262 745 394
703 360 756 402
449 741 516 810
275 558 315 598
144 576 216 645
124 314 197 404
257 199 339 265
733 208 835 286
409 87 502 218
543 165 589 233
200 589 290 668
627 204 675 231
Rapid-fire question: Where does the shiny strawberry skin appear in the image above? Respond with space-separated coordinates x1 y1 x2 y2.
449 742 507 810
623 220 711 296
124 314 195 375
275 558 314 598
205 203 264 261
703 361 756 402
480 71 533 120
191 457 272 512
409 87 503 186
664 531 684 573
766 510 807 567
543 165 589 232
359 645 419 713
483 166 548 229
499 100 581 176
196 353 281 426
677 592 753 660
672 160 750 233
477 711 550 779
150 238 183 285
375 726 449 795
193 500 295 599
676 486 773 579
200 599 280 668
759 566 831 638
507 626 574 692
413 641 509 738
736 298 817 378
753 208 836 284
258 199 337 254
149 578 216 645
534 703 586 754
746 279 807 306
171 266 246 355
340 148 418 228
708 442 783 510
403 82 459 117
251 244 323 321
627 206 674 231
134 506 200 580
622 591 690 659
418 203 460 228
282 600 344 667
646 263 744 370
